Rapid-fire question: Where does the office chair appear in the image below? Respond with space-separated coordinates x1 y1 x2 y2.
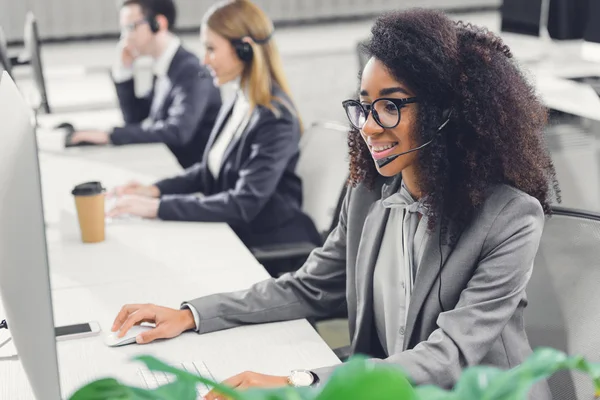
250 121 349 275
0 26 12 78
525 206 600 400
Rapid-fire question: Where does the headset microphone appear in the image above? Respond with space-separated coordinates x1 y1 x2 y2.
375 110 453 168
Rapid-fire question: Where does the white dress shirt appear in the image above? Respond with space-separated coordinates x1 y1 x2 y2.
112 34 181 83
207 86 251 178
373 182 429 356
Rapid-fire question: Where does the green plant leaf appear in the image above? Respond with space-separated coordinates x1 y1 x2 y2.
413 385 456 400
70 348 600 400
315 357 416 400
242 386 317 400
69 378 155 400
481 348 600 400
150 381 199 400
452 366 503 400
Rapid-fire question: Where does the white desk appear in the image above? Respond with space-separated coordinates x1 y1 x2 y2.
35 126 184 189
36 108 124 132
17 73 118 114
0 153 340 399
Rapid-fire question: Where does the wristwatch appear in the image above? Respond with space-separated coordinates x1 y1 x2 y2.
287 369 319 387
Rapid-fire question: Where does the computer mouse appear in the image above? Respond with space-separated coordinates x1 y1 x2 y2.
55 122 75 131
64 129 98 148
104 325 154 347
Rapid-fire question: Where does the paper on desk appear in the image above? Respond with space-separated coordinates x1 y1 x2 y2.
36 129 67 153
0 329 18 358
534 74 600 121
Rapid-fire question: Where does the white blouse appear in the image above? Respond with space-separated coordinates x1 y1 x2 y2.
207 86 251 179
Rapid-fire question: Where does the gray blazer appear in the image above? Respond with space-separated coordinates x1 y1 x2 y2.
186 174 551 399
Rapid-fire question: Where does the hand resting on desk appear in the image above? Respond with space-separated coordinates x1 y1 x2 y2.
106 194 160 219
110 181 161 198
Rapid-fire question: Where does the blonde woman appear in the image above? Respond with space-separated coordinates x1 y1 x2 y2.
108 0 320 250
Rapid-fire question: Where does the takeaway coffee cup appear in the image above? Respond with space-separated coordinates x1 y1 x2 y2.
72 181 106 243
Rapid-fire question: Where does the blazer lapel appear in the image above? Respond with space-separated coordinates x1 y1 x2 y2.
203 95 236 156
149 47 186 119
218 108 258 177
403 219 456 350
352 176 400 353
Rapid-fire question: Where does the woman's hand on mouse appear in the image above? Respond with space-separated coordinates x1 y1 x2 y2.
112 304 196 344
70 130 110 145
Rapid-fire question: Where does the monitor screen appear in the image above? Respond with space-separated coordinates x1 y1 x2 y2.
0 26 12 77
584 0 600 43
501 0 543 37
24 13 50 114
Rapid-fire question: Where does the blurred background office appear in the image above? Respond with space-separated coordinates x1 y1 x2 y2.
2 0 600 383
3 0 600 206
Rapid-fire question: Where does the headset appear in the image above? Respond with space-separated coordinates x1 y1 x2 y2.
230 31 273 63
147 13 160 34
376 108 453 168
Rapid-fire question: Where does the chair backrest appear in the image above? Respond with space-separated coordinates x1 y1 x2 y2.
0 26 12 78
525 206 600 400
297 121 349 237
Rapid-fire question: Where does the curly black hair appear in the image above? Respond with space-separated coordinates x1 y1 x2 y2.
349 8 559 232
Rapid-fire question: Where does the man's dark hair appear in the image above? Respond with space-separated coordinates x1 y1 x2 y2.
121 0 176 31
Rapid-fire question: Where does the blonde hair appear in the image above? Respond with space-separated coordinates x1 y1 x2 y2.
204 0 302 130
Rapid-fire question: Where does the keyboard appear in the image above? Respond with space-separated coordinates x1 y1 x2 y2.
138 360 215 398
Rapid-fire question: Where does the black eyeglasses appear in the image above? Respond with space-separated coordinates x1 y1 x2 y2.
121 19 149 35
342 97 419 130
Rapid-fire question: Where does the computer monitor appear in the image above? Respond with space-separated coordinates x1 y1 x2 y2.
0 25 13 78
23 12 50 114
582 1 600 62
0 71 62 399
500 0 544 36
584 1 600 43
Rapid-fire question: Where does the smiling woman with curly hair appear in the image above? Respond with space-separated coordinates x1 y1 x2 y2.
111 9 557 398
348 15 558 234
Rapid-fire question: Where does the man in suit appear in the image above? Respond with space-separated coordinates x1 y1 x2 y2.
69 0 222 169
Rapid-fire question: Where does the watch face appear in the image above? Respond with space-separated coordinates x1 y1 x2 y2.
290 370 314 387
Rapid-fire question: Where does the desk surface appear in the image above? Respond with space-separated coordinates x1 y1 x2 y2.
36 108 124 132
0 150 339 399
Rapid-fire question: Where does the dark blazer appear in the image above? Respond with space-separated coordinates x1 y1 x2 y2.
154 85 321 248
110 46 222 169
184 175 552 399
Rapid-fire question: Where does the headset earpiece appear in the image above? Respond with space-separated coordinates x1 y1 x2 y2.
147 14 160 34
231 32 273 63
231 39 254 63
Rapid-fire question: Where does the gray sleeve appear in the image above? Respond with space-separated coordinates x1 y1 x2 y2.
314 194 544 387
183 188 351 334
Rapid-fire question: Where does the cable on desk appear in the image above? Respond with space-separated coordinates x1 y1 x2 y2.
0 319 10 352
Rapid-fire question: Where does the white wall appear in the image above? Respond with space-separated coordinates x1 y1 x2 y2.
1 0 501 42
